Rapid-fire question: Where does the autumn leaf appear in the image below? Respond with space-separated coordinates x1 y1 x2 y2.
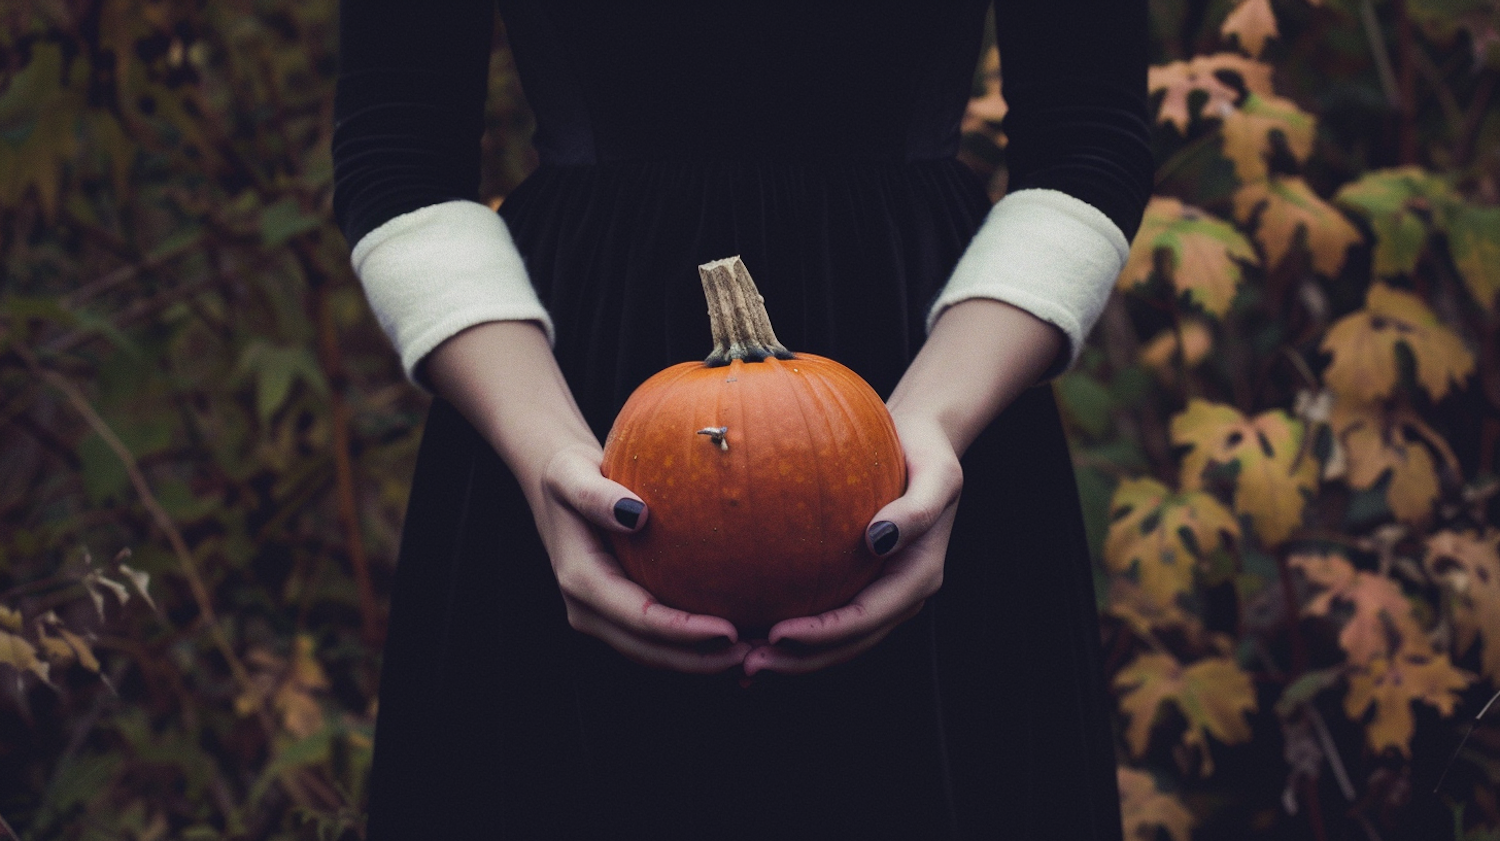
1107 576 1196 631
1407 0 1500 68
1220 93 1316 182
1119 197 1257 316
1320 283 1475 402
0 628 51 685
1114 651 1258 774
36 613 102 674
1105 476 1241 610
1333 166 1459 279
1329 400 1456 523
1425 530 1500 684
1345 651 1470 755
1149 53 1275 131
0 606 20 633
235 634 331 738
0 42 87 216
1233 176 1362 275
1118 766 1195 841
1140 319 1214 374
1447 204 1500 308
962 45 1008 139
1172 400 1318 545
1221 0 1279 56
1289 552 1427 665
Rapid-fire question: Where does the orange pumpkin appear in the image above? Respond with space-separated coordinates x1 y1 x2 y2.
600 256 906 631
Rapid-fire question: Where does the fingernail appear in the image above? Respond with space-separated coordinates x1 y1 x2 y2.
868 520 899 556
613 498 645 528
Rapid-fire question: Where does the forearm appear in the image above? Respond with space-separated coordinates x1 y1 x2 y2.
887 298 1064 458
423 320 599 506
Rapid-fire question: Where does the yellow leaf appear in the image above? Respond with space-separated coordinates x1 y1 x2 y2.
1105 477 1241 611
1345 651 1470 756
1119 197 1257 317
962 46 1008 138
1221 0 1280 56
1220 94 1316 182
1320 284 1476 402
0 606 20 632
1329 401 1452 523
1425 530 1500 684
1447 205 1500 309
1118 766 1195 841
1114 651 1258 774
1171 400 1318 545
1233 176 1362 276
1107 576 1196 631
1149 53 1275 132
1289 552 1428 665
289 634 330 691
1140 319 1215 373
0 629 50 684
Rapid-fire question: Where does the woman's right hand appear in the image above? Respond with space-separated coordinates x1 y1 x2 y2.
531 444 751 673
424 320 748 674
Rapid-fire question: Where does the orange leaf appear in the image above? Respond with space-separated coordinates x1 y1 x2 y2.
1233 176 1362 276
1118 766 1195 841
1221 0 1280 57
1220 94 1316 182
1344 651 1470 756
1140 319 1214 373
1114 651 1258 774
1289 552 1428 665
1105 477 1241 611
1320 284 1476 402
1425 530 1500 684
1329 401 1452 523
1171 400 1318 545
1119 197 1257 316
1149 54 1275 132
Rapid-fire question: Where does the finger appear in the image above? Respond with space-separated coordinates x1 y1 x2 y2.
743 608 919 676
569 603 752 673
543 447 649 533
553 534 741 644
864 449 961 558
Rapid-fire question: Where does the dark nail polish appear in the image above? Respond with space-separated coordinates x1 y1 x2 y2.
613 498 645 529
869 521 899 556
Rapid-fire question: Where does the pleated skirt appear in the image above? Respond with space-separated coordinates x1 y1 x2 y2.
364 157 1123 840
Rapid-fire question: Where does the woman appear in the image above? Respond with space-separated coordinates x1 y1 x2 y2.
333 1 1152 837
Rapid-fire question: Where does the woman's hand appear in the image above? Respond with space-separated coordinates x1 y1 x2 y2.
742 298 1067 677
425 321 749 675
743 414 961 676
532 444 752 673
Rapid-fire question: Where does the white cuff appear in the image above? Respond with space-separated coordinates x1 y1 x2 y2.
926 188 1130 378
350 199 554 384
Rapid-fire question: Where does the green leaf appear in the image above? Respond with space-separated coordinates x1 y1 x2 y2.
259 198 323 248
1056 372 1115 438
78 433 130 504
237 341 329 423
1275 667 1344 717
1334 167 1459 278
1448 204 1500 308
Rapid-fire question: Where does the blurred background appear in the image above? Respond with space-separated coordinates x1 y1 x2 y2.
0 0 1497 838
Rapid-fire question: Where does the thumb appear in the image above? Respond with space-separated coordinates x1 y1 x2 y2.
865 450 961 558
543 447 650 534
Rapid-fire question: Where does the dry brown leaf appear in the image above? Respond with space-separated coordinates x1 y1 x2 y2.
235 634 330 737
1172 400 1318 545
1345 651 1470 756
1290 552 1428 665
1233 176 1362 275
0 628 51 684
1105 477 1241 611
1140 319 1215 373
1329 401 1453 523
1118 766 1195 841
1115 651 1258 774
1425 530 1500 684
1220 93 1316 182
1221 0 1280 56
1321 284 1476 402
1149 53 1275 131
1119 197 1257 316
0 606 20 633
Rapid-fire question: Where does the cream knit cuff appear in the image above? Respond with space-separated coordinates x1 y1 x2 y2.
927 188 1129 378
349 199 554 384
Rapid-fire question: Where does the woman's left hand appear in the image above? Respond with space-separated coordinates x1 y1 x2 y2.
742 412 962 676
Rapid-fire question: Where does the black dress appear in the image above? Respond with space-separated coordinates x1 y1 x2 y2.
333 2 1153 838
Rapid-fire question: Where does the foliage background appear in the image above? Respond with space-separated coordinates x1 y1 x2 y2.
0 0 1497 838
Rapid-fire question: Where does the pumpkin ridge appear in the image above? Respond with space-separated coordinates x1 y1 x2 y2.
779 360 841 618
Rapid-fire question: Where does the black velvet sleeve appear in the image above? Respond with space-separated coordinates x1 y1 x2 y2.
993 0 1155 238
332 0 495 248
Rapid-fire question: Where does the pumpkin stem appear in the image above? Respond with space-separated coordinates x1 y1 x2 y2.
699 256 795 367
